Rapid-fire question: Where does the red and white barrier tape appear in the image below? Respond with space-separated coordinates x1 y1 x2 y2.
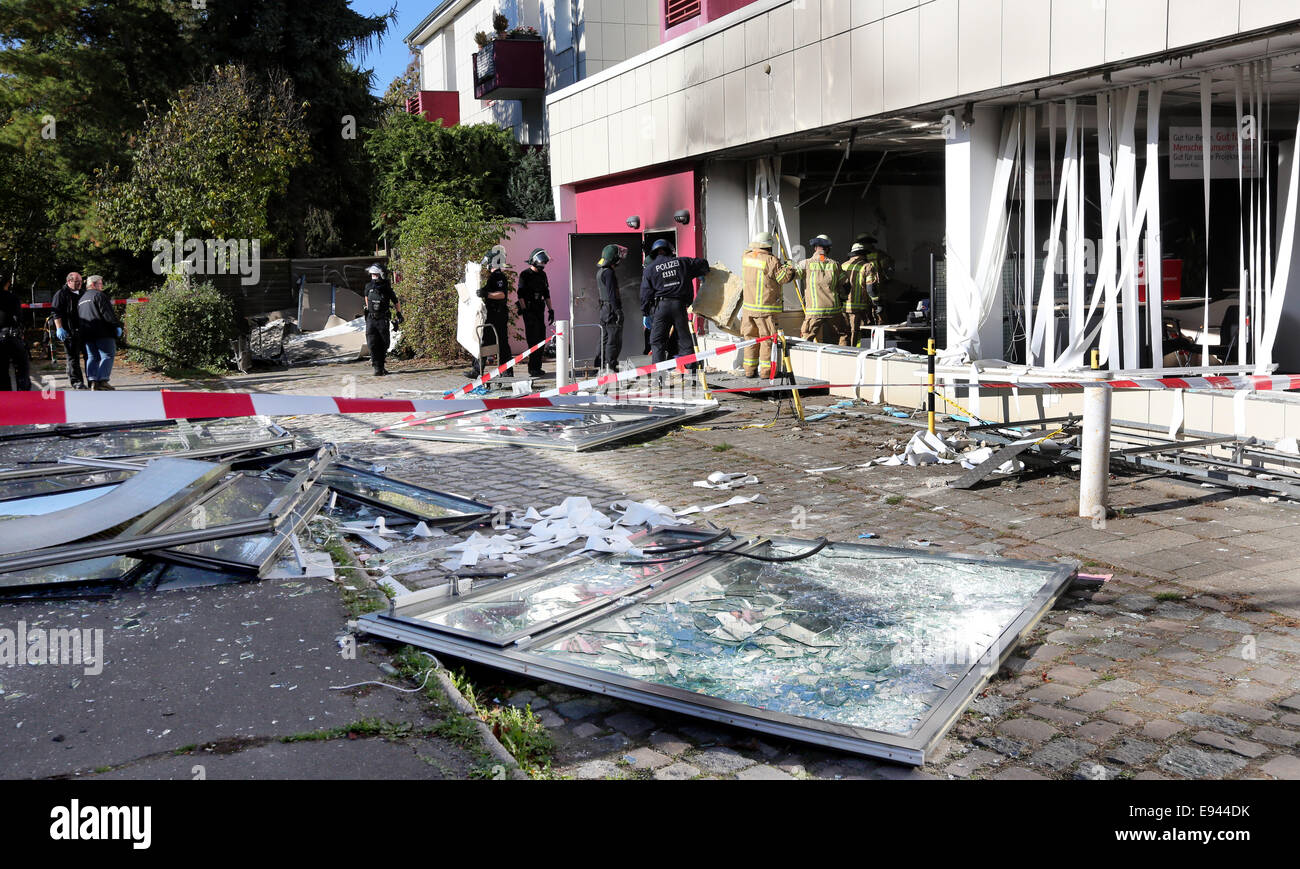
705 375 1300 394
22 298 148 309
0 390 608 428
537 334 780 397
443 329 555 399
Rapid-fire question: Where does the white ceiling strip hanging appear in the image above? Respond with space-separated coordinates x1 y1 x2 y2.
1144 83 1165 367
1200 72 1213 367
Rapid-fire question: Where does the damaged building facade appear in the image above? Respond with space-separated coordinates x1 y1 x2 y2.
535 1 1300 430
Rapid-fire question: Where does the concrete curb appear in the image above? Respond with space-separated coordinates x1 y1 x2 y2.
431 669 531 780
331 528 529 779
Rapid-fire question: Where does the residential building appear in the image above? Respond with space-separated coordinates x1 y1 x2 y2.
404 0 664 144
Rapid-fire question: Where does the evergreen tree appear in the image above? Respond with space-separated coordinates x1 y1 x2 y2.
507 147 556 221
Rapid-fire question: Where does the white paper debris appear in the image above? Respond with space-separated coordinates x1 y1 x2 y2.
692 471 760 490
675 494 768 517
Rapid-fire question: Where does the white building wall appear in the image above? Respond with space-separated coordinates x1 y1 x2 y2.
547 0 1300 187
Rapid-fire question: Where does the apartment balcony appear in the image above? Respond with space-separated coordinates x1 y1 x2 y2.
472 38 544 101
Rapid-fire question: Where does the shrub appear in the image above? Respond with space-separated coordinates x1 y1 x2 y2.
124 275 241 373
391 194 510 361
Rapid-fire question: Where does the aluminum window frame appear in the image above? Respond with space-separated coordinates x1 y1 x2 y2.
383 528 745 647
0 446 337 574
379 400 719 452
315 462 493 526
360 537 1075 764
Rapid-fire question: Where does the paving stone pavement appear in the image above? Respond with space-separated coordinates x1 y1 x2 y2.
38 355 1300 780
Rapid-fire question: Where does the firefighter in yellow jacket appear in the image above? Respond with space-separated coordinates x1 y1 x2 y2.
740 232 795 377
841 241 881 347
793 235 848 345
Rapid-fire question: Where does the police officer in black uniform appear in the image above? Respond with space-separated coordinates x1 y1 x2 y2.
363 264 401 376
517 248 554 377
596 244 627 373
470 255 512 377
0 278 32 391
639 239 710 366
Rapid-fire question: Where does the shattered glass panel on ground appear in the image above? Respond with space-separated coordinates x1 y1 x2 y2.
0 418 289 471
535 542 1059 738
361 536 1072 762
150 471 328 573
320 464 490 523
392 530 729 644
380 401 717 451
0 485 120 522
0 555 141 596
0 470 133 501
0 458 225 556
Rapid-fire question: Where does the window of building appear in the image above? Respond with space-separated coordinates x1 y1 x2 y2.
665 0 702 28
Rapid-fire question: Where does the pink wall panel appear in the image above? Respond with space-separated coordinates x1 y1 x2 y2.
573 166 700 256
498 220 575 346
662 0 760 44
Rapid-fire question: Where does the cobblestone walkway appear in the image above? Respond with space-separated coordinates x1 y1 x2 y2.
61 355 1300 780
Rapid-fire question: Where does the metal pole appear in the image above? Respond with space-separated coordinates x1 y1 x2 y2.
554 319 570 388
1079 385 1112 520
927 252 936 435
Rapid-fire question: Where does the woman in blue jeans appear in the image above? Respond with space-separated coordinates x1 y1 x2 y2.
77 275 122 390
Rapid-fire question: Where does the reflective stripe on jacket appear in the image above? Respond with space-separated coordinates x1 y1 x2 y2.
795 256 844 316
842 256 879 312
741 250 794 315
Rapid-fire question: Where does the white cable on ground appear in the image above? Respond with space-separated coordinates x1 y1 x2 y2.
328 667 435 693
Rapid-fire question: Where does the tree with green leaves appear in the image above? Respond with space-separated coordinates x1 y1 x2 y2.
95 65 309 254
365 112 520 231
391 194 510 361
194 0 393 256
0 0 202 287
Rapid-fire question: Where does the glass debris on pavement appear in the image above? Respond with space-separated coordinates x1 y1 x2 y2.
359 537 1074 763
377 400 718 451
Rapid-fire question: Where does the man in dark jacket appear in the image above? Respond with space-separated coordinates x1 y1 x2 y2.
363 264 401 376
469 257 512 377
639 239 710 366
596 244 627 373
77 275 121 390
0 279 31 391
51 271 87 389
517 248 554 377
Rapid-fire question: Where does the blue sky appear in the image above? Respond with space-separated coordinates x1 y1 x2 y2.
350 0 425 96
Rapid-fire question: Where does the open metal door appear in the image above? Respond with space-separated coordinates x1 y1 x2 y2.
568 233 643 366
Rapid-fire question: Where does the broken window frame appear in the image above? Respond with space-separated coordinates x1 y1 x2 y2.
147 485 330 576
384 528 746 647
0 446 337 575
360 536 1074 764
315 462 493 526
0 457 232 556
379 400 719 452
0 419 292 479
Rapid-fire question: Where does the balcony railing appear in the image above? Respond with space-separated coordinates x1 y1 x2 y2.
472 38 544 101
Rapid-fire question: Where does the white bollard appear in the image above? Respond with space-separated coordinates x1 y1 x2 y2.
555 319 569 388
1079 385 1112 520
